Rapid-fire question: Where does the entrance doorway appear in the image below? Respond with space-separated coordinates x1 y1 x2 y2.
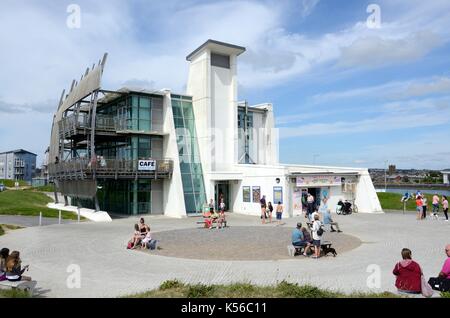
215 182 230 212
304 188 322 209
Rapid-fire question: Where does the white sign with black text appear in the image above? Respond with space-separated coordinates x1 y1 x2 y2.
138 160 156 171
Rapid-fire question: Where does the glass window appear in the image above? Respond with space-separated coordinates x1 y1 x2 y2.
140 97 150 108
243 186 251 202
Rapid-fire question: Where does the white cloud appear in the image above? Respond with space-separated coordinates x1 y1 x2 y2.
312 76 450 104
280 97 450 138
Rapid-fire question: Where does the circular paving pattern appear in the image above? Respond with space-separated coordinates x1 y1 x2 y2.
148 226 362 260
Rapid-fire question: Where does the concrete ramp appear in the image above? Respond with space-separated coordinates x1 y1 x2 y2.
47 203 112 222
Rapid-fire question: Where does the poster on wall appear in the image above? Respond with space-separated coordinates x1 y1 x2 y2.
296 176 341 187
293 187 303 216
273 186 283 204
252 186 261 203
243 186 251 202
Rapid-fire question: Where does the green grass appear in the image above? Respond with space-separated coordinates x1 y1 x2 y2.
125 280 400 298
24 185 55 192
0 179 28 187
441 292 450 298
0 190 81 220
0 289 31 298
377 192 440 212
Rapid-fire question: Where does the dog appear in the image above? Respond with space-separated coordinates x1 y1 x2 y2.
322 246 337 257
431 213 439 220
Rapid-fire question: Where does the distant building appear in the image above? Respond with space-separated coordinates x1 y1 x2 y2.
388 165 396 175
0 149 37 183
442 169 450 185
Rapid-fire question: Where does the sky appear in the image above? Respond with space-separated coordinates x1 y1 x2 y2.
0 0 449 169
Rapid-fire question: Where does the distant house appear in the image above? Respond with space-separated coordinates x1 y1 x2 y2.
0 149 37 183
442 169 450 185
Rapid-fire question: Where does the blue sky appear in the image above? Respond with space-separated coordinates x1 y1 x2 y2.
0 0 449 169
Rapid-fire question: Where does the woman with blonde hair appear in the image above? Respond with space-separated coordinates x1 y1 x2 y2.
6 251 31 281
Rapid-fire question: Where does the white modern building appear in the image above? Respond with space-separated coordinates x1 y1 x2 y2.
48 39 382 219
442 169 450 185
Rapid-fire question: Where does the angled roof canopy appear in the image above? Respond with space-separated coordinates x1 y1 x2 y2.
186 39 246 61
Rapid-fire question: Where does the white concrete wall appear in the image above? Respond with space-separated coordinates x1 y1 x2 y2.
443 173 449 184
161 91 187 218
355 171 383 213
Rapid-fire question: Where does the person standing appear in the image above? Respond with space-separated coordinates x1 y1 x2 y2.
267 202 273 223
422 196 428 219
443 195 449 222
307 193 315 221
392 248 422 295
432 193 440 217
416 195 423 220
276 201 283 225
260 195 267 224
311 214 322 259
209 198 215 214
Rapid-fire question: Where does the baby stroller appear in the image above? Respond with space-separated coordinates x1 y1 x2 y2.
336 200 352 215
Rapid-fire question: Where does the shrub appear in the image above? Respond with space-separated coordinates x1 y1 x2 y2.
187 284 215 298
159 280 184 290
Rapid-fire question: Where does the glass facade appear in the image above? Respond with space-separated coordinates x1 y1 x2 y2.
71 93 164 215
171 95 207 214
238 109 254 164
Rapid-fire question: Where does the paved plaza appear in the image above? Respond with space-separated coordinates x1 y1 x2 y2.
0 212 448 297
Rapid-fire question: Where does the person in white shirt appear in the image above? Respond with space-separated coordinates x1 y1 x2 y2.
311 214 323 259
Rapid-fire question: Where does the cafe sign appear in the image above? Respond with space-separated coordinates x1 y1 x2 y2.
296 175 341 187
138 159 156 171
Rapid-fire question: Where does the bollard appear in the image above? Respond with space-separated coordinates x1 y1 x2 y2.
403 201 406 215
39 212 42 226
59 210 61 224
77 207 80 223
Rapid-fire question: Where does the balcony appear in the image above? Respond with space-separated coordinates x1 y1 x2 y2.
49 158 173 181
58 113 164 139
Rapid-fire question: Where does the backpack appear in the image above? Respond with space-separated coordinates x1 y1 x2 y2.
147 239 157 250
317 227 324 236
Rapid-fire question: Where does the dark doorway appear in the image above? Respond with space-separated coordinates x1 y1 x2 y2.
215 182 230 212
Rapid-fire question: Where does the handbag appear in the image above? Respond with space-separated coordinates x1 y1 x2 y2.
421 274 433 297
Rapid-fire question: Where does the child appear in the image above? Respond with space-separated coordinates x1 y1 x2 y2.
141 231 152 249
217 210 226 229
130 224 141 249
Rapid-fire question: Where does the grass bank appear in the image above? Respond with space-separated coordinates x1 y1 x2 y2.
0 224 23 236
377 192 442 212
24 185 55 192
126 280 401 298
0 190 80 220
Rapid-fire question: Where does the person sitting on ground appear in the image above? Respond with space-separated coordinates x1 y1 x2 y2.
129 224 142 249
392 248 422 295
217 209 226 229
0 248 10 281
141 231 152 249
5 251 31 282
138 217 150 239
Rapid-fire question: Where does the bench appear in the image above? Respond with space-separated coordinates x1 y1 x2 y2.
288 241 333 257
197 218 227 228
0 280 37 296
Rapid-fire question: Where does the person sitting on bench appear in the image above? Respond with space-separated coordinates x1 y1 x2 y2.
291 223 312 256
323 208 342 232
0 248 10 281
5 251 32 282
